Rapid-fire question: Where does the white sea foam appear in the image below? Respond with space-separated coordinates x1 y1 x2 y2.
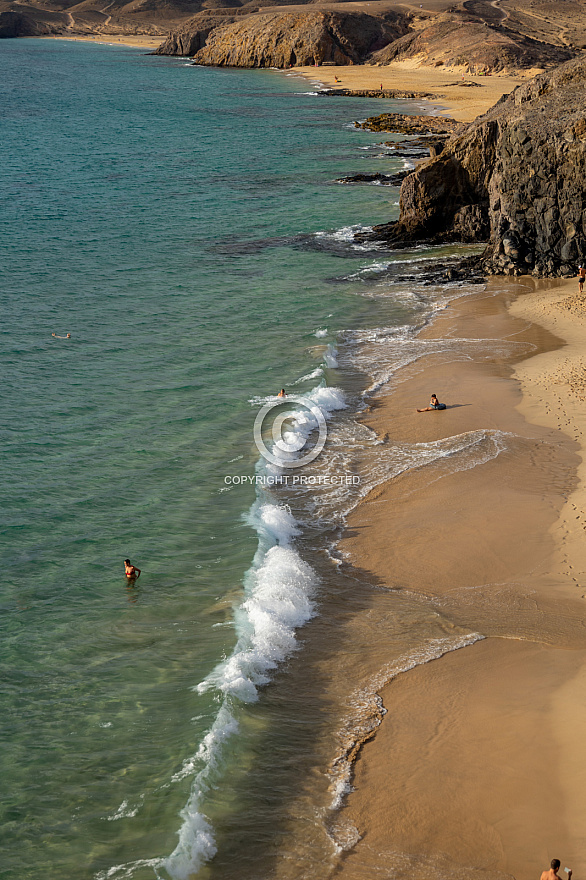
323 344 338 368
339 329 531 396
107 797 144 822
315 328 328 338
293 367 324 384
312 224 381 252
161 500 320 879
257 385 347 471
314 224 371 243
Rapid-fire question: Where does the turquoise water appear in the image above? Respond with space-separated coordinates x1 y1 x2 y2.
0 39 434 880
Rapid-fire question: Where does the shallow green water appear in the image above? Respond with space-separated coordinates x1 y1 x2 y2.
0 39 432 880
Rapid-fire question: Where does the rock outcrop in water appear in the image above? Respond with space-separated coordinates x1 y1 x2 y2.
366 55 586 277
157 10 409 65
356 113 465 137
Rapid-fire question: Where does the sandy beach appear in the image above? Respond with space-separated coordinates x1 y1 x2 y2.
39 34 163 49
297 59 533 121
328 276 586 880
294 56 586 879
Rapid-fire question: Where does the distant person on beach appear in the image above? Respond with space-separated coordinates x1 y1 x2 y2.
52 333 71 339
124 559 141 580
277 389 286 398
579 265 585 292
540 859 571 880
417 393 446 412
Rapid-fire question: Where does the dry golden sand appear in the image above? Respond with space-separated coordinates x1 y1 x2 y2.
331 281 586 880
40 34 163 49
297 59 533 121
510 278 586 601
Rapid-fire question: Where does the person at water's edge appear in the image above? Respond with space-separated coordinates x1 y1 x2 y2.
417 393 446 413
541 859 572 880
124 559 141 579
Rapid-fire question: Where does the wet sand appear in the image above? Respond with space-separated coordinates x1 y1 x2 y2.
334 637 586 880
332 279 586 880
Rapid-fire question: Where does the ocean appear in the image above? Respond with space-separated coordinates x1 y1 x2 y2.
0 39 502 880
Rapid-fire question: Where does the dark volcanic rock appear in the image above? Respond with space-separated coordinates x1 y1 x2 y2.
336 171 410 186
155 11 235 55
366 55 586 276
356 112 466 136
320 88 435 99
384 136 449 159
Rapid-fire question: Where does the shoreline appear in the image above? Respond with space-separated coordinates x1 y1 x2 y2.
288 63 586 878
37 34 163 49
296 60 534 121
329 277 586 879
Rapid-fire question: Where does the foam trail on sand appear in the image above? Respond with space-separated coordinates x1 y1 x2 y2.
327 632 485 848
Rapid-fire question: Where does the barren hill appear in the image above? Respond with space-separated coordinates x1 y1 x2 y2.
2 0 584 79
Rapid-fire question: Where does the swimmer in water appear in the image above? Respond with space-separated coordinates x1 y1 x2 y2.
277 389 286 398
124 559 141 580
417 393 447 412
52 333 71 339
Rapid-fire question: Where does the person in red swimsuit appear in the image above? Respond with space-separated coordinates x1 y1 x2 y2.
124 559 141 580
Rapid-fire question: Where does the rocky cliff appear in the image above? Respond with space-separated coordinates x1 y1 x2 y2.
154 11 236 57
368 54 586 277
157 9 409 65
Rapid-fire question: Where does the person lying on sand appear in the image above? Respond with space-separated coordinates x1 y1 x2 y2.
124 559 141 580
417 393 446 412
52 333 71 339
541 858 571 880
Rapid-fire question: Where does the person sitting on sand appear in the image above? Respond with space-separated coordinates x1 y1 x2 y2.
52 333 71 339
417 393 446 412
124 559 141 580
541 859 571 880
277 389 286 398
579 265 585 293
